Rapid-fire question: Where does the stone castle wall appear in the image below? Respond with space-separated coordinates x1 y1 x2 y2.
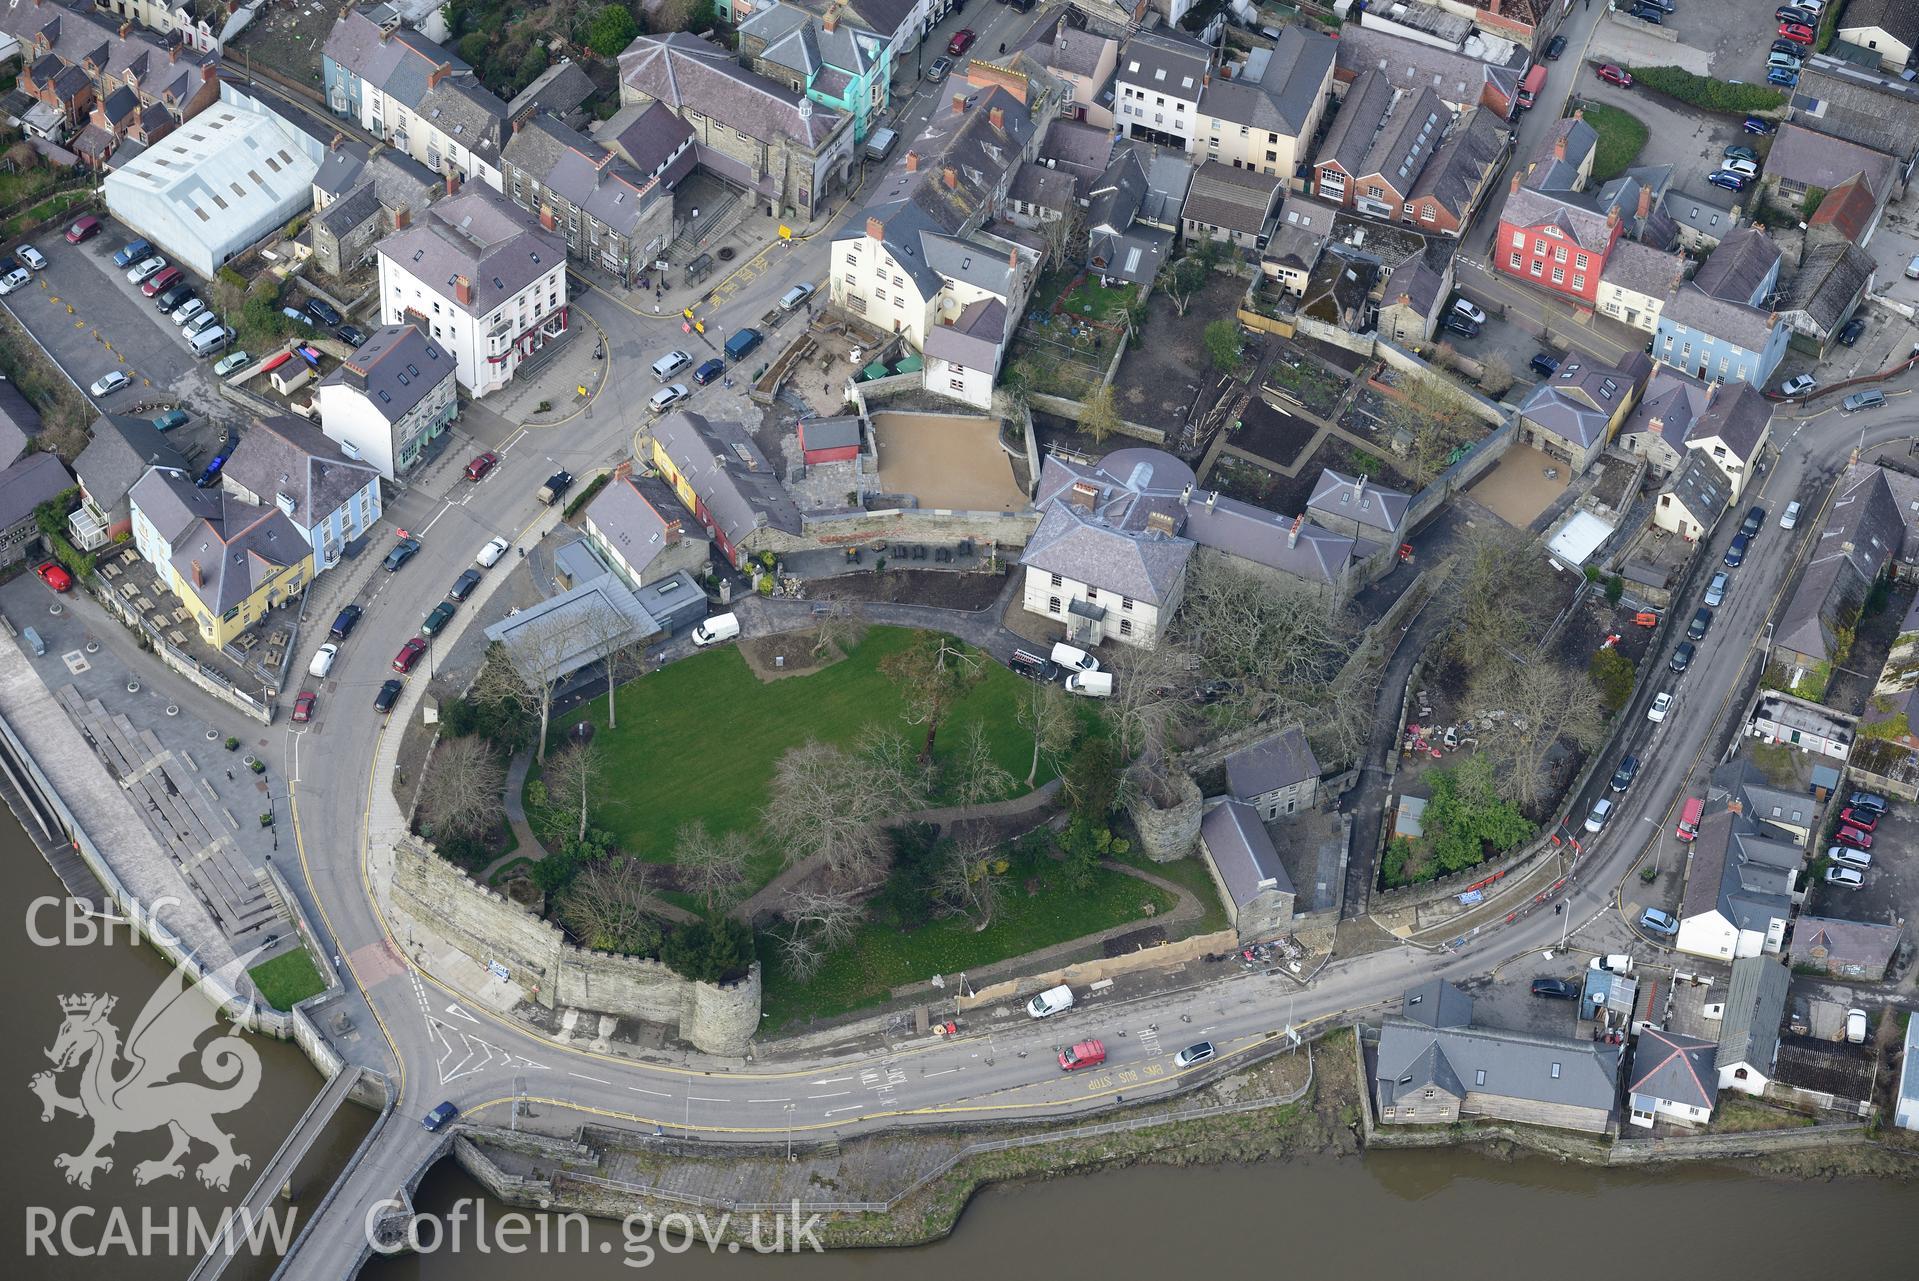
393 838 760 1054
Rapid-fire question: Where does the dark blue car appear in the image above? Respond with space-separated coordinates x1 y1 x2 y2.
1724 532 1749 567
693 357 726 385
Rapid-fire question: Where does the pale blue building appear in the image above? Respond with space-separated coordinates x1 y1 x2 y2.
1653 227 1791 391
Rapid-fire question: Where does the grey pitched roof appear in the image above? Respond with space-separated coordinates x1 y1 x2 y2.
318 322 455 424
585 471 701 578
1693 381 1773 462
790 0 919 41
650 410 802 544
1691 227 1781 304
313 140 370 200
864 85 1035 236
1765 122 1897 199
0 0 217 110
1021 499 1192 605
1600 239 1686 297
1500 184 1615 252
1334 25 1521 110
1841 0 1919 44
1398 978 1474 1029
1680 806 1801 933
1116 28 1213 101
1182 160 1283 236
618 33 844 152
1316 68 1393 177
595 101 698 190
1790 62 1919 163
0 378 39 463
1377 1017 1621 1115
1224 725 1320 802
1718 956 1790 1073
1520 350 1637 450
1786 241 1875 333
323 9 505 158
1662 285 1779 354
1009 162 1078 214
1026 14 1113 79
74 415 187 510
1789 916 1904 971
482 572 661 685
1181 494 1361 586
1624 368 1709 452
375 185 564 317
1199 26 1336 137
742 3 883 80
1308 468 1411 535
1199 799 1295 910
220 415 378 533
1775 463 1919 661
0 451 72 533
509 59 596 121
317 181 384 238
1708 759 1813 832
1357 88 1448 195
1038 118 1117 195
1662 450 1731 521
1408 106 1505 220
505 112 665 241
1087 224 1171 286
418 74 507 157
1629 1028 1718 1112
924 297 1007 370
1379 256 1446 320
1660 189 1738 243
838 197 946 299
129 468 311 615
1087 144 1148 234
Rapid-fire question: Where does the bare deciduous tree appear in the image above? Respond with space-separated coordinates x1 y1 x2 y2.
420 735 505 841
933 831 1005 930
1379 372 1487 486
674 819 754 913
542 739 604 845
574 596 639 730
1444 521 1544 677
1016 679 1079 787
946 722 1014 808
772 885 863 981
1103 639 1196 762
1078 382 1121 444
811 603 862 659
558 856 661 955
474 619 585 763
1172 560 1353 737
762 736 926 882
1040 207 1085 272
1468 657 1607 811
881 631 985 763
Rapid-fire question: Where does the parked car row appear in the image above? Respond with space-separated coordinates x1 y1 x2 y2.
1009 643 1113 698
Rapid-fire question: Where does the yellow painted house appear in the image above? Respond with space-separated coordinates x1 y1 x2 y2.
128 468 314 649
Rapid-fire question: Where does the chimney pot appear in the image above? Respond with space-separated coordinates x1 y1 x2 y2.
1553 135 1567 162
1288 515 1303 548
943 165 958 190
824 7 838 30
866 214 884 241
429 62 451 90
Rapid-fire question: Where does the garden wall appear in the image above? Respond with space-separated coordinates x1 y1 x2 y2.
1027 393 1169 444
391 837 761 1055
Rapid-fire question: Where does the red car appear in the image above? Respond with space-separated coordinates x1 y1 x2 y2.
291 691 317 723
947 28 975 57
1778 22 1815 42
1838 806 1878 832
392 636 427 673
1597 64 1634 88
35 561 72 592
464 450 499 482
1835 824 1873 851
140 265 182 298
64 216 101 244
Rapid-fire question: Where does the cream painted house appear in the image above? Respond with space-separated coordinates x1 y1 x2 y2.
1193 26 1336 185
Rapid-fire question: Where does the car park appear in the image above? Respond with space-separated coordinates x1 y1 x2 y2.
1825 865 1865 888
1846 790 1887 812
1639 907 1679 936
1452 297 1487 326
947 28 975 56
0 266 32 296
1610 754 1640 793
693 357 726 386
1531 977 1578 999
392 637 427 673
374 679 403 714
1669 641 1695 672
1629 4 1662 22
16 244 46 271
1839 806 1878 831
1705 571 1729 607
383 538 422 572
1769 40 1805 59
1780 501 1800 529
1779 22 1815 42
1688 607 1714 640
309 643 339 678
464 451 499 481
151 408 189 432
304 297 342 327
141 266 182 298
1724 145 1761 165
112 238 152 267
35 562 72 592
1776 4 1814 21
1724 533 1748 567
1174 1041 1216 1068
448 568 483 602
1779 374 1815 397
89 371 130 397
125 256 165 285
650 350 692 380
329 604 363 639
1584 797 1613 833
1648 690 1673 722
1835 825 1873 850
172 298 205 327
291 691 317 723
64 216 101 244
1828 846 1872 871
649 383 690 414
1843 389 1886 413
1723 156 1760 178
213 350 251 376
1598 64 1634 87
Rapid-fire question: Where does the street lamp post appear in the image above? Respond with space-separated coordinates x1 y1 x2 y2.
784 1103 796 1162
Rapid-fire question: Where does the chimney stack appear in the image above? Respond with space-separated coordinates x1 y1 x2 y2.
1510 172 1521 195
943 166 958 190
1607 205 1622 230
379 24 392 42
119 21 130 37
1574 107 1585 122
866 214 884 240
1553 134 1567 162
905 150 919 172
1008 245 1018 267
170 44 180 63
393 206 410 229
952 93 967 114
1288 514 1303 548
538 206 555 230
823 7 838 30
454 275 474 306
328 131 343 151
429 62 452 90
989 105 1004 130
190 560 202 588
1637 186 1651 221
445 169 460 197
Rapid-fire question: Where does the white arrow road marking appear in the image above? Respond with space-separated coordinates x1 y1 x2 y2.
427 1017 515 1085
810 1075 853 1085
444 1003 478 1022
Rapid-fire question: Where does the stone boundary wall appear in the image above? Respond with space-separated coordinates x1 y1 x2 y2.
1027 392 1168 444
801 506 1039 549
956 927 1239 1011
391 837 761 1054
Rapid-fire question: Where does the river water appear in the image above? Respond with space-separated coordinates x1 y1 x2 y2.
1 817 1909 1280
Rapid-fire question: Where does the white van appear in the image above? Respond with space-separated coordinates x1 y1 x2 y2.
188 325 231 358
1026 985 1073 1018
476 536 510 568
1051 642 1099 672
1065 670 1113 697
650 350 691 380
692 612 741 646
1779 501 1800 530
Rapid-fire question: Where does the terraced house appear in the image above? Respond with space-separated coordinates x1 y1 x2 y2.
1653 228 1789 391
1193 25 1335 186
322 7 508 190
502 112 674 287
738 2 893 143
0 0 221 165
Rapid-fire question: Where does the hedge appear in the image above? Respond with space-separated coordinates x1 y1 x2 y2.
1625 66 1785 115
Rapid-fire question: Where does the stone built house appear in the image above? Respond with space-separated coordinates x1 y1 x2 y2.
738 2 894 144
1223 725 1320 820
1652 452 1731 543
1715 957 1790 1096
1788 916 1905 980
1197 799 1297 943
315 321 459 481
1513 347 1650 475
68 413 187 551
1181 160 1284 250
1332 25 1523 120
646 410 803 569
1618 370 1773 504
1375 979 1622 1134
618 32 854 219
1770 464 1919 675
309 140 440 278
1673 805 1802 963
502 112 675 288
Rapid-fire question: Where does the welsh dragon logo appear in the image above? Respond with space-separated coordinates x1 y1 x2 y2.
30 952 263 1191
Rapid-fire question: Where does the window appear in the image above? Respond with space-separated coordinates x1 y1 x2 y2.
1086 588 1098 601
949 376 966 392
1511 230 1525 248
1050 573 1063 587
1552 267 1564 284
1535 239 1548 255
1530 260 1543 277
1575 253 1589 270
1554 246 1568 263
1510 251 1522 268
1572 274 1585 291
1048 596 1061 614
1119 619 1133 637
1121 596 1133 610
1475 1070 1486 1087
1551 1063 1562 1079
1419 205 1434 223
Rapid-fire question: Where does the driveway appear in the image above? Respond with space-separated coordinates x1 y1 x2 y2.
1 215 222 421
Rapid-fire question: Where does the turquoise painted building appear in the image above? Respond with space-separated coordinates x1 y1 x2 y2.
737 4 894 143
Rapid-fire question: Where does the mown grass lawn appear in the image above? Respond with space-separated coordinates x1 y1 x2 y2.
547 626 1054 888
756 846 1175 1030
1580 104 1649 182
248 948 326 1010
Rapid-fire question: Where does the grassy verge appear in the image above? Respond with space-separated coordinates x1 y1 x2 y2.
756 842 1178 1030
1115 850 1228 936
1580 104 1649 182
0 307 92 458
1711 1098 1815 1132
248 948 327 1010
1625 66 1784 115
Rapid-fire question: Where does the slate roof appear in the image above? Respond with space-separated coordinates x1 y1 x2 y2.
1662 286 1779 355
313 142 370 201
1520 350 1637 450
1009 161 1077 214
790 0 919 42
1224 725 1320 802
1680 806 1801 933
1785 241 1875 334
1022 497 1192 605
924 297 1007 370
482 572 661 685
1087 144 1148 234
1116 28 1213 101
651 410 802 545
1662 449 1732 521
0 378 39 463
1765 122 1896 199
1334 25 1521 109
318 322 454 424
0 451 72 533
742 3 884 82
1199 799 1295 910
618 33 844 152
1408 106 1504 222
1182 160 1283 236
1500 183 1614 251
1181 494 1364 586
504 112 664 241
1660 189 1738 245
1774 463 1919 661
1038 118 1116 196
1708 759 1813 834
1691 227 1780 304
1789 916 1904 973
1600 238 1686 299
1378 1012 1621 1116
1264 198 1332 273
584 471 701 580
1629 1028 1718 1112
1626 367 1711 454
1358 88 1448 195
1398 978 1474 1029
220 415 377 533
1316 68 1393 177
1789 62 1919 163
1308 468 1411 535
1200 26 1336 137
323 9 505 160
508 59 596 122
1691 381 1773 462
1839 0 1919 48
1717 956 1790 1075
75 415 187 511
1022 13 1114 80
0 0 216 110
862 85 1034 236
376 185 564 317
596 102 697 185
129 468 310 615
